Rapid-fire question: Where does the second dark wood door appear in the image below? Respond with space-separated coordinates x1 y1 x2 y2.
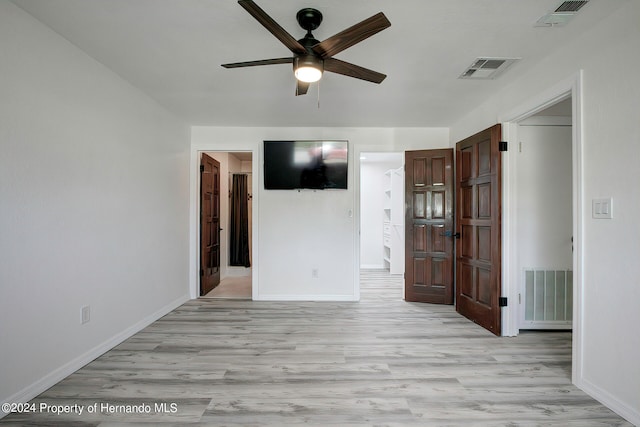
200 153 221 295
455 125 502 335
404 149 454 304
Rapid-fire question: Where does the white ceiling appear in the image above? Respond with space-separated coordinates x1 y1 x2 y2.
11 0 626 128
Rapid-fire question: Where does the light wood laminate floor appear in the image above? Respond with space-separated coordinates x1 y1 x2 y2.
1 270 631 426
202 276 252 300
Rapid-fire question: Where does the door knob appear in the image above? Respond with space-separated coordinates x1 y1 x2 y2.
442 230 461 239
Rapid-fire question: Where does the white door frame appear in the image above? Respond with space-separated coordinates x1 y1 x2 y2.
516 116 573 330
500 71 584 385
189 146 259 300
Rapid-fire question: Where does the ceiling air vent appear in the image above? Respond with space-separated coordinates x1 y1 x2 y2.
458 57 520 80
555 1 589 13
536 0 589 27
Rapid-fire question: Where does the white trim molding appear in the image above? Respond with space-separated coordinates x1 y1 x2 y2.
189 144 260 301
0 294 189 418
257 294 359 302
580 378 640 426
499 72 584 388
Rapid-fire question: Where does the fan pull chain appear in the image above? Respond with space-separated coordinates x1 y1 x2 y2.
317 80 321 109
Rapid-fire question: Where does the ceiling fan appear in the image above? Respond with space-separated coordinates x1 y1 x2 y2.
221 0 391 96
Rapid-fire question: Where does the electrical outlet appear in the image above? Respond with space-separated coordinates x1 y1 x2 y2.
311 268 319 279
81 305 90 324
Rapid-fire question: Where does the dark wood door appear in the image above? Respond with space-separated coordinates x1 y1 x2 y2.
200 153 221 295
404 149 454 304
455 125 502 335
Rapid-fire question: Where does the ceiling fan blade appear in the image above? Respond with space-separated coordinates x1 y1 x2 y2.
238 0 307 55
296 81 310 96
324 58 386 84
312 12 391 59
222 57 293 68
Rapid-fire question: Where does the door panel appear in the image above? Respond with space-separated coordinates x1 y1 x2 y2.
455 124 502 335
405 149 454 304
414 191 427 218
432 157 445 185
200 153 221 296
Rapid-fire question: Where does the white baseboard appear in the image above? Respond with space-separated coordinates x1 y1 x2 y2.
256 294 358 302
360 264 386 269
578 377 640 426
0 293 190 418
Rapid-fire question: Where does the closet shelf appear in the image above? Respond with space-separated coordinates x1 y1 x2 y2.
382 166 404 275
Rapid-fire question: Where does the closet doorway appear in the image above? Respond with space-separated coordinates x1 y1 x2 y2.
200 151 253 300
359 152 404 299
515 98 573 330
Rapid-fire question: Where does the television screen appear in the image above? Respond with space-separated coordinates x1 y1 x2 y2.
264 140 348 190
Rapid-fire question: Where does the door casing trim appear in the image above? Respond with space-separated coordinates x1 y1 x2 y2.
190 147 259 301
499 71 584 386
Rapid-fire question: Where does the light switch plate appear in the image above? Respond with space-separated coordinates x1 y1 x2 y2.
592 198 613 219
81 305 90 324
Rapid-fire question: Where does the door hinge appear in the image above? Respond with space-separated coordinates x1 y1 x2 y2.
499 141 508 152
499 297 508 307
200 165 205 172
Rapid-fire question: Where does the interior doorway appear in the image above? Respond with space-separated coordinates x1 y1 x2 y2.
359 152 404 299
200 151 253 300
516 98 573 330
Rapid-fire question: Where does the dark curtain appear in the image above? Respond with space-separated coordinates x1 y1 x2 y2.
229 174 251 267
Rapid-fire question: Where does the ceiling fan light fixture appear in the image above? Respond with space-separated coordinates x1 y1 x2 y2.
294 56 323 83
222 1 391 95
295 66 322 83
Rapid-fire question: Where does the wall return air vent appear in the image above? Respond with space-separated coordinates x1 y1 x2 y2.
458 57 520 80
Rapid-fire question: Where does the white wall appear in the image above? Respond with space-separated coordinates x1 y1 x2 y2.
517 124 573 269
360 160 402 269
191 127 448 301
0 2 190 408
450 1 640 423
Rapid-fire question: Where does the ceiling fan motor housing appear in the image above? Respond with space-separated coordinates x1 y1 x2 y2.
296 8 323 32
294 55 324 72
294 30 324 80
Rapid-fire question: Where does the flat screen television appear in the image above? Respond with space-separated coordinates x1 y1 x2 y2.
263 140 348 190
